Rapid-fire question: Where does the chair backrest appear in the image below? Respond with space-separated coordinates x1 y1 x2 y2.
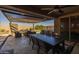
38 40 52 49
38 40 46 48
32 32 36 34
40 30 45 34
65 42 76 54
46 31 51 36
58 41 76 54
31 37 39 46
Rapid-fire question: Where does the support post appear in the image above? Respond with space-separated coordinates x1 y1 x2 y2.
9 22 13 35
33 23 35 31
69 17 71 41
54 18 61 35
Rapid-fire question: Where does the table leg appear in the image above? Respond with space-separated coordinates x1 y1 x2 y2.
62 40 65 51
37 46 40 54
52 47 56 54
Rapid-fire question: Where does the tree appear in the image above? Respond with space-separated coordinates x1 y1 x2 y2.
0 28 5 32
35 25 44 30
1 29 5 32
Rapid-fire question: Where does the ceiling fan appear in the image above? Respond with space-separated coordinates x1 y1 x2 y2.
41 6 64 15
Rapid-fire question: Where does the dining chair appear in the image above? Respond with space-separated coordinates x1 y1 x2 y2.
46 31 51 36
28 32 36 45
38 40 52 54
64 41 76 54
57 41 76 54
31 37 40 53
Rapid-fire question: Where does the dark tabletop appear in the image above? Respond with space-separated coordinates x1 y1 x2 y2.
30 34 64 46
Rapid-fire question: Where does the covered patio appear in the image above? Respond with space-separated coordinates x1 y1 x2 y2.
0 5 79 54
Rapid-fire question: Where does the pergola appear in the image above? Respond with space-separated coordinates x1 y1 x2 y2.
0 5 78 21
0 5 78 23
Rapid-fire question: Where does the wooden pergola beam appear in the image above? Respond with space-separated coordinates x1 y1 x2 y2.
59 11 79 19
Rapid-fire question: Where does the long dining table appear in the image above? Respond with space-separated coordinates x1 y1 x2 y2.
29 34 65 53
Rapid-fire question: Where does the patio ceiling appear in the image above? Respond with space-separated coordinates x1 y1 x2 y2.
0 5 79 23
10 5 79 17
0 5 52 23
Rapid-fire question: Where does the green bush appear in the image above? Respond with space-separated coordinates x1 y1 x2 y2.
35 25 44 30
0 28 5 32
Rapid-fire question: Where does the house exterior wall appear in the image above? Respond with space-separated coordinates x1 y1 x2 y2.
54 11 79 35
54 18 61 35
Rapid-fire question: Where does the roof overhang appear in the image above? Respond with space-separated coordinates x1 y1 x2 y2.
0 5 52 23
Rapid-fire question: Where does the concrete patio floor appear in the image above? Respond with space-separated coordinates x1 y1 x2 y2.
0 36 79 54
0 36 37 54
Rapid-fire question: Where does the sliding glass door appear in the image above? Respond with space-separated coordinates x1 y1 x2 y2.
60 16 79 41
60 17 69 40
71 16 79 41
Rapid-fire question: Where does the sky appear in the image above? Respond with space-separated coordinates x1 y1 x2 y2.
0 11 54 27
35 19 54 26
0 11 9 26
